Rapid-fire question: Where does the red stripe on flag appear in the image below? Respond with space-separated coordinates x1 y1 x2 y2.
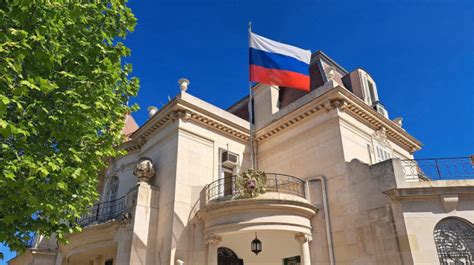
250 65 310 92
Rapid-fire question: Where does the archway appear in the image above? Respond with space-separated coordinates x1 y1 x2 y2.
433 217 474 264
218 247 243 265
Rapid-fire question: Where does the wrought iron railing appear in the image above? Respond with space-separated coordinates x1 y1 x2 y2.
76 195 127 227
401 157 474 181
206 173 306 202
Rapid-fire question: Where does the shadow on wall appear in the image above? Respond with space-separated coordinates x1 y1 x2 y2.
345 159 405 264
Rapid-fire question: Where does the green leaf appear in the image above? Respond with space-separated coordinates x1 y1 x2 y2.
0 0 139 252
19 80 40 90
5 172 16 181
0 95 10 105
57 182 67 190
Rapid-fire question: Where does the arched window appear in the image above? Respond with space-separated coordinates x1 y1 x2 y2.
218 247 243 265
104 175 119 202
434 217 474 264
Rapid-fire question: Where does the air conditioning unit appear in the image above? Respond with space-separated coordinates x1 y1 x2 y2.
221 151 239 168
372 101 389 118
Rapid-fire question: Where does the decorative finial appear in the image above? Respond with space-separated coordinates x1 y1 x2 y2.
178 78 190 93
393 117 403 127
147 106 158 118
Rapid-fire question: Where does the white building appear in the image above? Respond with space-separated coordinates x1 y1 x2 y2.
11 51 474 265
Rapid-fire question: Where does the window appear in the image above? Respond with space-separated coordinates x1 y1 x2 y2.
361 72 378 106
104 175 119 202
375 144 391 163
371 129 392 164
434 217 474 264
105 259 113 265
283 256 301 265
367 80 377 104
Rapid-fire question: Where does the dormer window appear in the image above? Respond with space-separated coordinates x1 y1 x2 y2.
343 69 387 118
362 73 378 106
367 80 377 104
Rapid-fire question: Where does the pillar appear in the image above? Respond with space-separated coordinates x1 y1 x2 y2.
205 234 222 265
295 232 312 265
114 183 159 265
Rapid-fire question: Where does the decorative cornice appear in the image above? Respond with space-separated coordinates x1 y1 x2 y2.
342 96 421 153
188 111 249 142
256 98 344 142
384 185 474 201
121 101 250 152
256 86 422 154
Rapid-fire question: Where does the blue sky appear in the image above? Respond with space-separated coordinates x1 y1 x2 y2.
2 0 473 263
124 0 473 158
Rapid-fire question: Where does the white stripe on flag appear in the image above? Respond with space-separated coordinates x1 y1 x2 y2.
250 32 311 64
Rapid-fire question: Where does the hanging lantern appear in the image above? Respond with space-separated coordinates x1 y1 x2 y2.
251 233 262 255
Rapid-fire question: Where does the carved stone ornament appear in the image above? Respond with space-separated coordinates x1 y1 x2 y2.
295 232 313 244
326 67 336 80
171 110 191 122
133 157 155 183
324 99 348 112
121 212 133 226
205 234 222 245
373 127 391 148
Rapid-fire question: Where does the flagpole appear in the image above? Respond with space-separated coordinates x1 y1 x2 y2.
248 22 256 170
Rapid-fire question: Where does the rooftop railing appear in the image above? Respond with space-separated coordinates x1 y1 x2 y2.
401 156 474 181
76 195 127 227
206 173 306 202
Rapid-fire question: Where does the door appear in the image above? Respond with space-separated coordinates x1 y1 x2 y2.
218 247 243 265
223 171 234 196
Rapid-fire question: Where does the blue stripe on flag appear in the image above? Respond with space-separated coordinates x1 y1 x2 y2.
249 48 309 76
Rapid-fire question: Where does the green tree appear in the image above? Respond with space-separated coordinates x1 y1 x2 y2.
0 0 139 254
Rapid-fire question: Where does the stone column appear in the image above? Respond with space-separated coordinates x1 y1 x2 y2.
114 183 159 265
295 232 312 265
205 234 222 265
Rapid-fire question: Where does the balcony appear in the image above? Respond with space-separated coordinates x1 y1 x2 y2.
205 173 306 203
401 156 474 181
197 173 316 245
76 195 127 227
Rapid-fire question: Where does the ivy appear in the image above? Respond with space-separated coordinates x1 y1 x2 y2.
0 0 139 253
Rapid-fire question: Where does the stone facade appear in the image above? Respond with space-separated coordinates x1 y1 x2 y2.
10 52 474 265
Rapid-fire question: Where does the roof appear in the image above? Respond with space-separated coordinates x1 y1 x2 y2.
122 113 139 138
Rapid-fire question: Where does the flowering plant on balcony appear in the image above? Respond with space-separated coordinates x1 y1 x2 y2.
236 169 267 198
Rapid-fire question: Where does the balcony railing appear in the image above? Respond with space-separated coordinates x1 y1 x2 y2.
401 157 474 181
76 195 127 227
206 173 306 202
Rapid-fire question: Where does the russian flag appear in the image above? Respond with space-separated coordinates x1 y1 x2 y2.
249 33 311 91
